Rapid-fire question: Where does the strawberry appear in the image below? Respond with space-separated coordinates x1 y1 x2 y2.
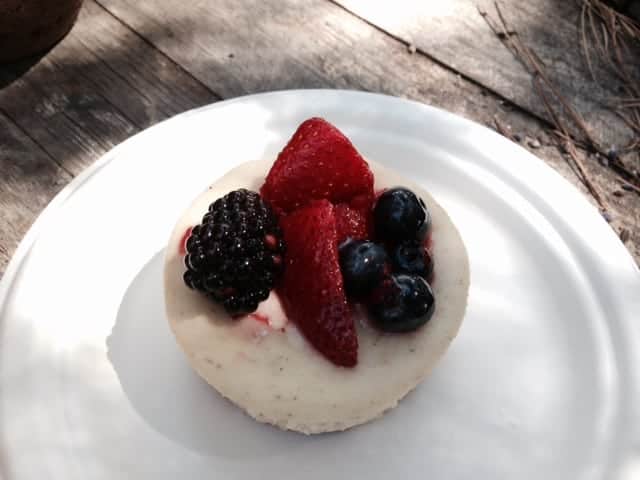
279 199 358 367
261 118 374 214
335 193 374 245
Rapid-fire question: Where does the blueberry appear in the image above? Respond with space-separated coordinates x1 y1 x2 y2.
391 240 433 279
368 274 435 332
338 239 388 298
374 187 431 242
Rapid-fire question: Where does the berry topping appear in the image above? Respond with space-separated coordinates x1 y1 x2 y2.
179 226 193 255
261 118 374 214
338 239 388 298
368 274 435 333
335 193 374 245
373 187 431 243
391 240 434 280
250 312 269 324
183 189 285 316
280 199 357 367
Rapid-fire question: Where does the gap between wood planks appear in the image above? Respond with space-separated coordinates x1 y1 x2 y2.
0 109 75 275
0 105 75 178
331 0 639 199
94 0 631 190
0 0 219 177
91 0 223 100
480 3 607 212
480 1 640 215
326 0 579 139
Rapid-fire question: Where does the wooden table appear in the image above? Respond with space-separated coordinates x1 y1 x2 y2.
1 0 639 274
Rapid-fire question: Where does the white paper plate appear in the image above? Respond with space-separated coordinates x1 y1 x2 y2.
1 90 639 480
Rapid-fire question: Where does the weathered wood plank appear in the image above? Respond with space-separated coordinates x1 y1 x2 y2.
0 62 138 175
333 0 637 150
92 0 640 264
0 0 218 270
66 0 218 124
1 0 637 266
0 0 217 175
0 111 72 275
92 0 564 119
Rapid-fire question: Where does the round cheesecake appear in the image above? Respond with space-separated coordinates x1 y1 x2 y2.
164 158 470 434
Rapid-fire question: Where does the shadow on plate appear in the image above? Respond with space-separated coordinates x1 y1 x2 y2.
107 250 306 458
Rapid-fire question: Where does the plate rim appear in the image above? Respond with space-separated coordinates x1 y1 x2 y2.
1 90 637 311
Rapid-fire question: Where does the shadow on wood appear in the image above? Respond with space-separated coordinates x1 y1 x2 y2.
0 51 48 89
1 0 638 270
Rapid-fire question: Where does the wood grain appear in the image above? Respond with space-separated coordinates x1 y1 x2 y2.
0 0 217 175
93 0 639 263
0 0 217 271
67 1 218 125
332 0 637 150
91 0 586 128
0 0 638 269
0 61 137 175
0 111 72 274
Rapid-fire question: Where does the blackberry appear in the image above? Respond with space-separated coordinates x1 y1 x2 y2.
183 189 285 316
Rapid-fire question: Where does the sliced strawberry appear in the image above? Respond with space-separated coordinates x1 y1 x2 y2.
335 193 374 245
261 118 374 214
279 200 357 367
335 204 368 245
